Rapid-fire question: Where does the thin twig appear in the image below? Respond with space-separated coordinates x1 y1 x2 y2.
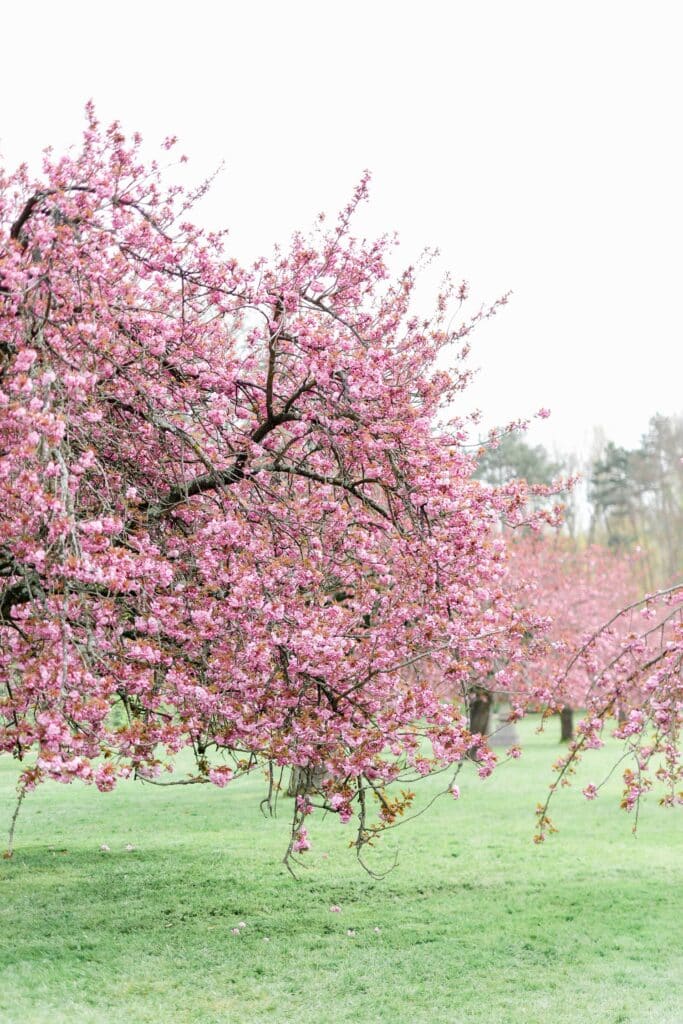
4 786 26 859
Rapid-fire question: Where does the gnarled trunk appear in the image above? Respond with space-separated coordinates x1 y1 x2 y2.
468 687 492 759
470 697 491 737
286 765 326 798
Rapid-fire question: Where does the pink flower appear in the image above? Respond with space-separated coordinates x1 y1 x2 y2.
292 828 311 853
208 766 233 788
451 784 460 800
582 783 598 800
329 904 341 913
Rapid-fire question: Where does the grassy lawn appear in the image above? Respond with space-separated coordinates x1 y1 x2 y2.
1 717 682 1024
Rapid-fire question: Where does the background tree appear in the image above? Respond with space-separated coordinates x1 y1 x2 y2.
630 414 683 583
472 434 568 736
589 441 639 552
588 416 683 587
475 433 561 489
507 535 641 741
536 582 683 841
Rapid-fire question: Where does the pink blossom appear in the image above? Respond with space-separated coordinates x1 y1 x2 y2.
208 767 233 788
292 828 311 853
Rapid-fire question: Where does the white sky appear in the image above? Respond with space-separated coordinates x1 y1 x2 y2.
1 1 681 463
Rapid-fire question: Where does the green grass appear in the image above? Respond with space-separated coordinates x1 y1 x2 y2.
1 718 682 1024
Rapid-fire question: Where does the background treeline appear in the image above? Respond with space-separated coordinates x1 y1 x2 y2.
476 412 683 590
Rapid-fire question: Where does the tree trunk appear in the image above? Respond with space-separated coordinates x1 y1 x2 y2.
560 706 574 743
468 688 492 759
285 765 326 798
468 685 492 735
470 697 491 737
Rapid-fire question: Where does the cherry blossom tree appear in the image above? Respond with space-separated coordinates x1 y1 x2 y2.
0 109 562 868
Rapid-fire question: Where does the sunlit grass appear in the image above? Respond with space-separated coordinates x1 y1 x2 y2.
1 717 682 1024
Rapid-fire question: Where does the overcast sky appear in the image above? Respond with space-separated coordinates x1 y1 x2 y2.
1 1 681 463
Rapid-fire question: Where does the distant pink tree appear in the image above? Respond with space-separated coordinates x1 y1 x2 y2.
535 582 683 840
506 535 642 738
